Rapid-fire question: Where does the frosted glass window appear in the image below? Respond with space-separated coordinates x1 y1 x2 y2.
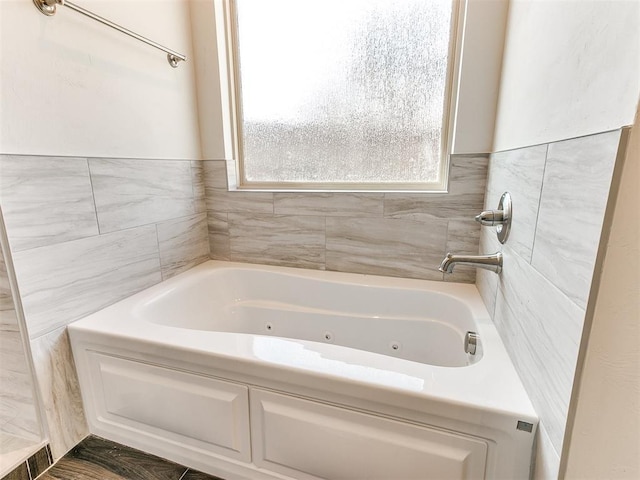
234 0 454 189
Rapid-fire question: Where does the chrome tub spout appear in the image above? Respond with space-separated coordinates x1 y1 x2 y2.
439 252 503 274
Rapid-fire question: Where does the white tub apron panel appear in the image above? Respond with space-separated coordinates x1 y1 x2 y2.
88 353 251 462
250 389 488 480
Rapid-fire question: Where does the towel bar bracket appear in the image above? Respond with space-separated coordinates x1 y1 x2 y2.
33 0 56 16
167 54 180 68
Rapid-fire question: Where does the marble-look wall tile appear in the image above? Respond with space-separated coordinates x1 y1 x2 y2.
485 144 547 263
495 245 584 453
444 219 481 283
0 231 40 441
157 213 209 280
30 327 88 460
191 161 206 214
326 217 447 280
89 159 196 233
475 227 502 318
447 154 490 195
208 213 230 261
0 251 14 314
0 389 40 441
203 160 228 190
203 160 273 214
0 328 40 442
228 214 325 269
384 155 488 221
532 131 621 309
0 156 99 252
1 153 212 462
206 189 274 215
0 309 19 334
12 226 162 338
477 129 625 480
0 330 31 377
274 193 383 217
205 157 485 282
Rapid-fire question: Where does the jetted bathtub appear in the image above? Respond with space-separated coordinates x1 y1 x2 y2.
68 261 537 480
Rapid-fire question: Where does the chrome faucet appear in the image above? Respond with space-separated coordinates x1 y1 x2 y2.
439 252 503 274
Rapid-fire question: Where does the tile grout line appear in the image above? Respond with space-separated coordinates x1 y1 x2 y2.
25 458 32 480
323 216 327 270
154 223 164 281
529 143 549 264
502 242 586 312
11 224 150 257
86 158 102 236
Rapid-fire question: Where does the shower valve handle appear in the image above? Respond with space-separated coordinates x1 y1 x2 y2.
475 192 512 244
475 210 506 226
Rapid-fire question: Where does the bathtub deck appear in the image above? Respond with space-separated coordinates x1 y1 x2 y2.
35 437 223 480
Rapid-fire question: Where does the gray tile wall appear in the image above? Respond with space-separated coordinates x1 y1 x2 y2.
476 130 623 478
0 234 40 444
0 155 210 459
204 154 489 283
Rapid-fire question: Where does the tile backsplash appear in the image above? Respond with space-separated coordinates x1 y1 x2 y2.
0 225 41 445
0 155 210 459
89 159 199 233
531 134 621 310
204 154 488 283
477 129 624 478
12 225 162 338
0 157 98 252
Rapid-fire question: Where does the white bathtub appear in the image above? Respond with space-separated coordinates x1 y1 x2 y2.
68 261 537 480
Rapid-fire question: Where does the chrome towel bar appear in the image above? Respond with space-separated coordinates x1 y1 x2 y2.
33 0 186 68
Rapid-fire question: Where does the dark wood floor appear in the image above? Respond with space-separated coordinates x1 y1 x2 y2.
37 436 224 480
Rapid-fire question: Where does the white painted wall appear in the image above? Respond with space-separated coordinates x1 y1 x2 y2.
190 0 226 160
563 104 639 479
494 0 640 152
0 0 201 159
452 0 508 154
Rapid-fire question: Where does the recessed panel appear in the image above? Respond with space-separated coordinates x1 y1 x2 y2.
89 353 250 461
250 389 488 480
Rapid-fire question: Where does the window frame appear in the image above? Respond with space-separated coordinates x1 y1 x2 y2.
214 0 464 193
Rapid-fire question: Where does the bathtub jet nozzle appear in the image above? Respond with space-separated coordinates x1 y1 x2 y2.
439 252 503 274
